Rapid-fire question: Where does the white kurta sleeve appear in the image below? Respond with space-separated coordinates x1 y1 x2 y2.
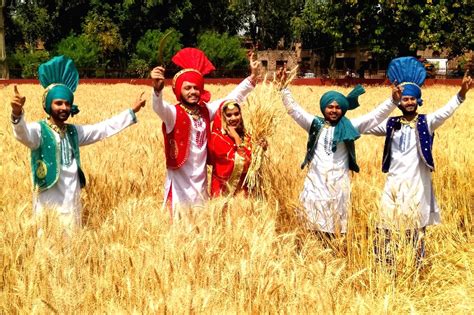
76 109 137 146
361 119 388 136
12 114 41 150
207 77 255 120
281 88 314 132
352 98 397 134
427 94 463 132
152 89 177 134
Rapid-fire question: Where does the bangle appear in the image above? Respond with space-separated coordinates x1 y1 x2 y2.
11 110 23 124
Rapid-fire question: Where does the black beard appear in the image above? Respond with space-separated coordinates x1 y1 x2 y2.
51 111 70 122
181 97 199 107
397 104 417 116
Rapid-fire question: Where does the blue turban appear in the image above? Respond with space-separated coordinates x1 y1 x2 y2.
387 57 426 106
319 84 365 152
400 82 423 106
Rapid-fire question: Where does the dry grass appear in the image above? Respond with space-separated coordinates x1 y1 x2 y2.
0 83 473 313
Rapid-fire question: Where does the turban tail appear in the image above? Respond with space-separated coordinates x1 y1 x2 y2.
171 48 215 104
319 84 365 151
38 55 80 115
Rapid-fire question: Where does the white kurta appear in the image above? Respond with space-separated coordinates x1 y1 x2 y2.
12 109 137 228
366 95 464 230
152 78 255 213
281 88 396 233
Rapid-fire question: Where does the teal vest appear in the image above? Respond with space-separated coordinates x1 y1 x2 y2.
31 121 83 192
301 117 359 172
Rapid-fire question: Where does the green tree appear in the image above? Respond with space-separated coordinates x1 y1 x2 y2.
56 34 100 70
230 0 303 49
197 31 247 77
129 28 182 77
82 10 124 69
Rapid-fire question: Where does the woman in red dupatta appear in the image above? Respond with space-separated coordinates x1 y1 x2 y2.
209 100 252 197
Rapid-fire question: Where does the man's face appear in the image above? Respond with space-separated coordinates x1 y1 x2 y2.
323 101 343 123
224 106 242 130
399 95 418 115
180 81 200 106
50 99 71 122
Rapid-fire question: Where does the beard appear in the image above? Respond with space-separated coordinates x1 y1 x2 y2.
51 110 70 122
181 95 200 107
397 104 417 116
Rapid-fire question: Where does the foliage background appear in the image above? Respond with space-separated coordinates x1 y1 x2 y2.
3 0 474 77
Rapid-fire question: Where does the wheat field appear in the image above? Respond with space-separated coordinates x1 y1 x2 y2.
0 82 473 313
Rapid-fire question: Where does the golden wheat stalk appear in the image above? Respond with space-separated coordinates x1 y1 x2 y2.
243 69 298 199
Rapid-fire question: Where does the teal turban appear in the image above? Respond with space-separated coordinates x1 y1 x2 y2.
319 84 365 152
43 84 77 115
38 56 80 116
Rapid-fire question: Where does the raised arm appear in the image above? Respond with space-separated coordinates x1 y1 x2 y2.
357 83 402 136
10 85 41 149
280 88 314 132
207 53 260 119
77 94 144 146
150 66 177 133
428 71 472 131
351 98 397 133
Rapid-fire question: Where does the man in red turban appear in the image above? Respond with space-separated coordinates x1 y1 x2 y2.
150 48 259 218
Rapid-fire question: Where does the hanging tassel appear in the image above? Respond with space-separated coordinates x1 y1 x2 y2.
346 84 366 110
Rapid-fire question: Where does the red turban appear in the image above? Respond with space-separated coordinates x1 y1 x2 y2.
171 48 215 104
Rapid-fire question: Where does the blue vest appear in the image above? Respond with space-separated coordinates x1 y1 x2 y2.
382 114 434 173
301 117 359 172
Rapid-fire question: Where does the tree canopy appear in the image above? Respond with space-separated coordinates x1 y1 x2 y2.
4 0 473 77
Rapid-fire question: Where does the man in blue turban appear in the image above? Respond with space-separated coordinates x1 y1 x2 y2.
10 56 146 235
366 57 473 264
277 67 400 243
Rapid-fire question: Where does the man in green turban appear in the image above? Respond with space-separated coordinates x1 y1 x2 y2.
10 56 146 235
278 68 401 243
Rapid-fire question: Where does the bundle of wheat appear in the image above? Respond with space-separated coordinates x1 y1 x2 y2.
244 67 298 199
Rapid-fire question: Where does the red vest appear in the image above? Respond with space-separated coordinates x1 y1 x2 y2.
162 104 211 169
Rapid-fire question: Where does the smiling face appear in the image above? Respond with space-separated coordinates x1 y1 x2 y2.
398 95 418 115
323 101 343 123
180 81 201 106
50 99 71 123
224 105 242 130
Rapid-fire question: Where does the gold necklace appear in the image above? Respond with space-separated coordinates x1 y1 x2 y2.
180 104 201 120
47 118 67 138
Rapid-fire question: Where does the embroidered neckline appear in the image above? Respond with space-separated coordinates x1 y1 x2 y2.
46 119 67 138
400 115 418 128
180 104 201 120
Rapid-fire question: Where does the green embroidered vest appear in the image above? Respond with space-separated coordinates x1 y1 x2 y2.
301 117 359 172
31 121 82 192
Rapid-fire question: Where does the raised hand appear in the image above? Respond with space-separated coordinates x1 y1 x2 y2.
150 66 165 93
11 85 26 116
248 51 260 84
459 70 473 99
391 80 403 103
225 126 242 146
131 92 146 113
